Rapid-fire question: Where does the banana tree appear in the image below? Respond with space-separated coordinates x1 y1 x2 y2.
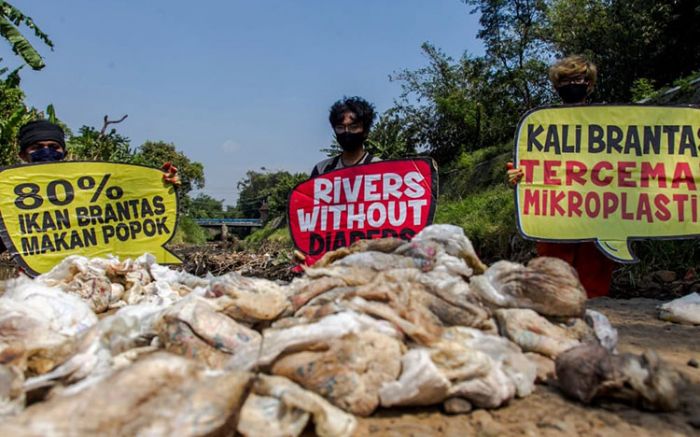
0 1 53 70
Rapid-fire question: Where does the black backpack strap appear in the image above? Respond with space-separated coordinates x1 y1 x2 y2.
361 152 374 165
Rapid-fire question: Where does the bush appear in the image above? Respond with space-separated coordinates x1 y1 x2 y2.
440 143 511 200
244 220 293 249
171 216 208 245
435 185 533 262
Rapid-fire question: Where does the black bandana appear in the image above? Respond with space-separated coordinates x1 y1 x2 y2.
18 120 66 152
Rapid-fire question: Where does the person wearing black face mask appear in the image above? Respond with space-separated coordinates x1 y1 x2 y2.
18 120 67 163
507 55 597 183
310 96 380 177
549 55 597 105
506 55 617 299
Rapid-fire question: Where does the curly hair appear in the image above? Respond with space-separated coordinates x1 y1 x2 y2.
328 96 377 132
549 55 598 94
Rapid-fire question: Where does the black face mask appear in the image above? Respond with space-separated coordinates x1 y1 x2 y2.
30 148 65 162
336 132 364 152
557 83 589 104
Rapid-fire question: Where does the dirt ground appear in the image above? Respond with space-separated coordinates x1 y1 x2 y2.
354 298 700 437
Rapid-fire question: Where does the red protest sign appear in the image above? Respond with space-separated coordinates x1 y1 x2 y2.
288 158 438 265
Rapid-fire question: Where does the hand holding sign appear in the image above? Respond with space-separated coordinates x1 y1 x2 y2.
514 105 700 262
288 158 438 265
0 162 181 275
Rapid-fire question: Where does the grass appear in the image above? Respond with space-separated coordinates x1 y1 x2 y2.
244 220 293 249
435 184 533 262
171 216 208 245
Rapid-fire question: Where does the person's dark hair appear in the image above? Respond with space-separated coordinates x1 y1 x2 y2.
328 96 377 132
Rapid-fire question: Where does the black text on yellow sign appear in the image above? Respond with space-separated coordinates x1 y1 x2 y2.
0 162 182 275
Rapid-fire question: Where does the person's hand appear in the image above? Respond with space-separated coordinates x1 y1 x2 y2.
506 162 523 186
161 162 181 186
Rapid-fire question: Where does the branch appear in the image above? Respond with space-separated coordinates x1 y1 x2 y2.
99 114 128 136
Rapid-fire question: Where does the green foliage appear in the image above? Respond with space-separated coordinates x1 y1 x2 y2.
547 0 700 102
0 66 65 165
170 215 207 245
0 1 53 70
236 169 307 219
0 67 30 165
463 0 551 109
630 78 657 102
619 240 700 281
365 110 416 159
378 37 550 169
441 143 511 199
132 140 205 198
67 126 133 163
435 185 525 261
188 193 238 219
245 224 292 248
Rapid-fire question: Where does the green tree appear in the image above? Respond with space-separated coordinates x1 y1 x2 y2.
236 169 307 220
0 1 53 70
189 193 226 219
68 125 133 163
547 0 700 101
0 67 31 165
463 0 551 110
132 140 205 198
365 110 416 159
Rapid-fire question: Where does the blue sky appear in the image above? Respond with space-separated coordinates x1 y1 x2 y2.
12 1 483 206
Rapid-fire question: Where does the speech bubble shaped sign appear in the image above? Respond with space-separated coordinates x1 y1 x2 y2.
0 162 181 275
514 105 700 263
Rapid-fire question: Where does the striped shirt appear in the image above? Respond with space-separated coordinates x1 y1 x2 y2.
310 152 380 177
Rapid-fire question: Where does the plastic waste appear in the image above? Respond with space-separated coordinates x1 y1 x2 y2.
657 292 700 325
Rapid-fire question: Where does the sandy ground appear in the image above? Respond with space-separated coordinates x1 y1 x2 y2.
354 298 700 437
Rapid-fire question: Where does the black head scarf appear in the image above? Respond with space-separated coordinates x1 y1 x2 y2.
18 120 66 152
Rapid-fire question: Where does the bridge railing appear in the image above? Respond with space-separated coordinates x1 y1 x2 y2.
194 218 263 227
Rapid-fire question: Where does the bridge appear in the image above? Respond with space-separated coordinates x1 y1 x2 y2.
194 218 263 240
195 218 263 227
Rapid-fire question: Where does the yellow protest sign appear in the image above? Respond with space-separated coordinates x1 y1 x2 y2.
515 105 700 263
0 162 181 275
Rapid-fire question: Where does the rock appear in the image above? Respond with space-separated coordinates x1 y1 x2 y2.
687 358 699 368
654 270 677 283
443 397 472 414
556 344 683 411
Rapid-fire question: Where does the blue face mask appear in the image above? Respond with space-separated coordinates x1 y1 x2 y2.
29 148 65 162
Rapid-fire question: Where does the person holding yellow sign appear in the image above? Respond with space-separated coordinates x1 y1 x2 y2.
0 119 183 273
508 55 617 298
16 119 181 185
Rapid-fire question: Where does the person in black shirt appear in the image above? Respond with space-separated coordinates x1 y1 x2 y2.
310 96 380 177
